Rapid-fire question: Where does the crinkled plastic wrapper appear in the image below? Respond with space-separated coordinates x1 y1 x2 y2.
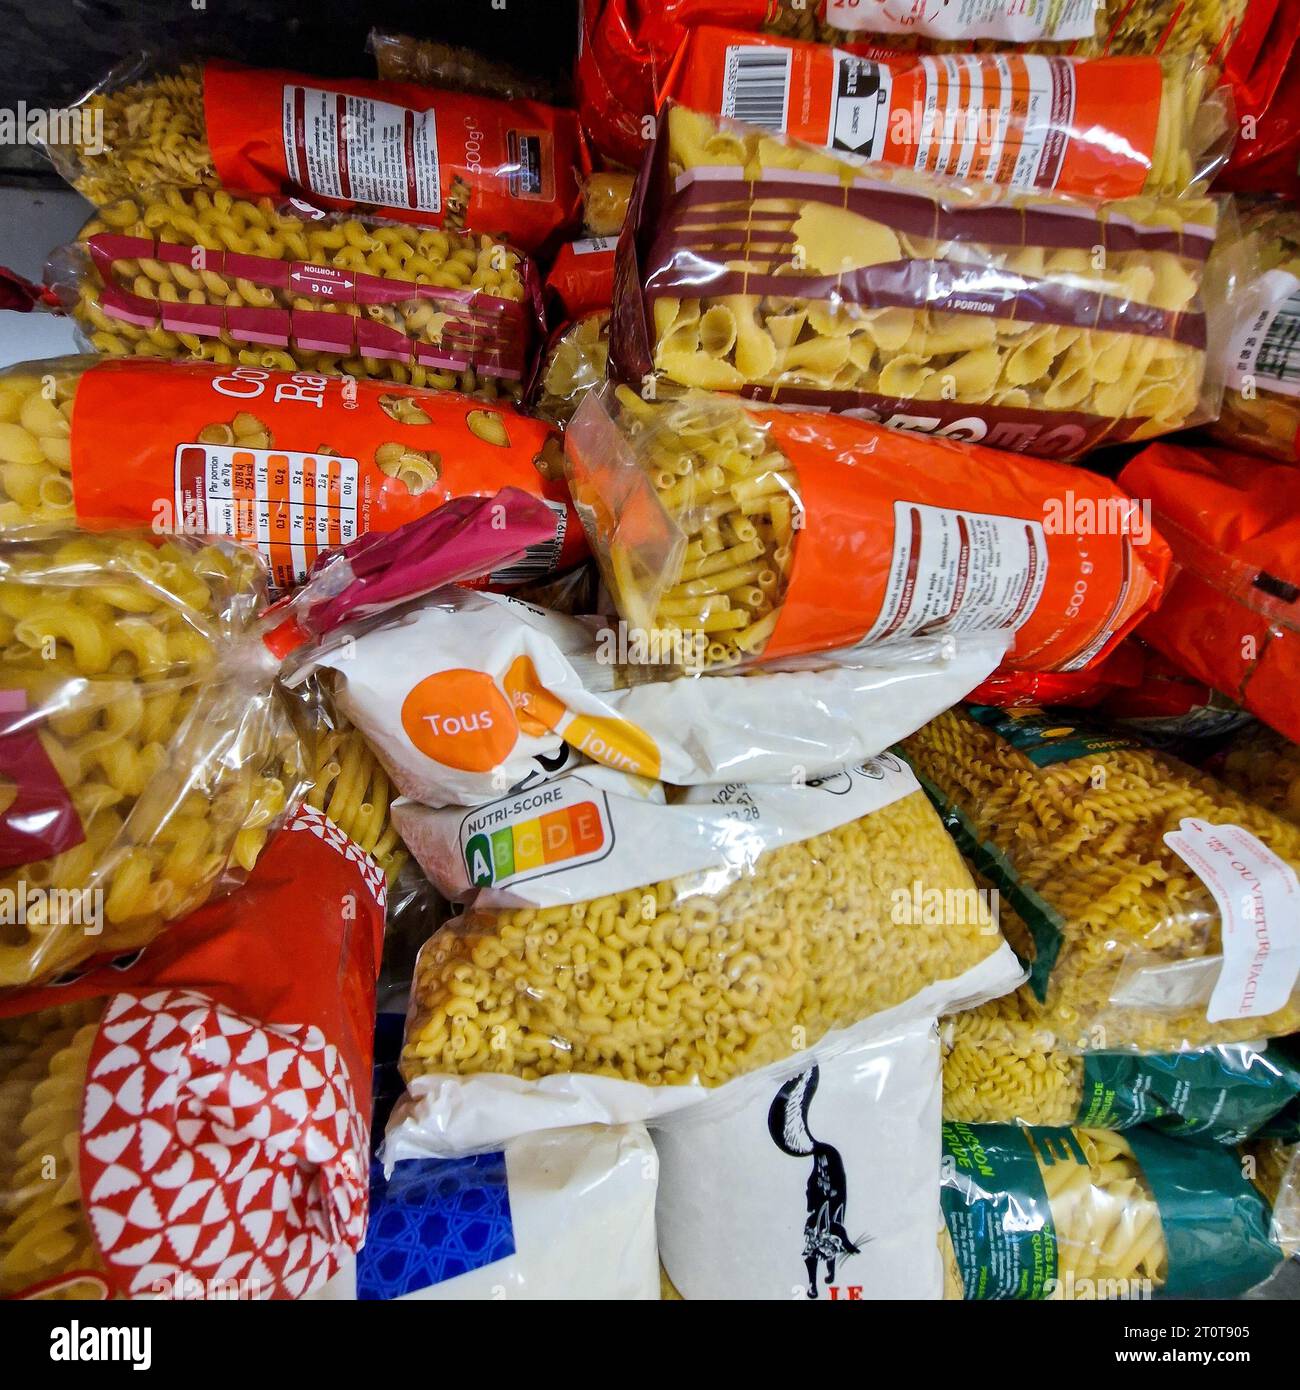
46 56 583 253
565 386 1169 671
1120 442 1300 745
0 528 296 991
0 810 385 1299
664 28 1231 199
582 173 635 238
51 187 544 402
1217 722 1300 828
367 27 566 104
942 985 1300 1139
612 105 1232 460
941 1122 1284 1300
0 357 582 595
903 706 1300 1051
1208 200 1300 462
1248 1138 1300 1258
533 313 610 426
384 758 1023 1156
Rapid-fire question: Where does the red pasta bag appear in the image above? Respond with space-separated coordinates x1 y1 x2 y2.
0 806 385 1299
545 238 617 321
1120 441 1300 743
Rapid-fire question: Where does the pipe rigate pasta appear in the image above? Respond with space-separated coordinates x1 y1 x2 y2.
903 707 1300 1051
613 104 1226 459
56 186 538 400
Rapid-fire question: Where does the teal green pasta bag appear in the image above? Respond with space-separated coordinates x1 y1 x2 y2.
940 1123 1284 1300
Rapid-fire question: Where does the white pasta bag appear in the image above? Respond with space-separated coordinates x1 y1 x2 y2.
285 586 1007 806
656 1018 944 1301
385 758 1023 1157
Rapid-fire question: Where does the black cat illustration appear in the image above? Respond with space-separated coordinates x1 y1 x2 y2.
768 1067 869 1299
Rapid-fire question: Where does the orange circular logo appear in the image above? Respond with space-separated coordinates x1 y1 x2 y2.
400 669 518 771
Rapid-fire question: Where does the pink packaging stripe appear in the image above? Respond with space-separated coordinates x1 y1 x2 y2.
97 282 162 330
223 250 291 291
232 307 292 347
160 300 225 336
290 308 356 353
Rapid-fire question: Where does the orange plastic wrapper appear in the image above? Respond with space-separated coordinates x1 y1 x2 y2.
1119 441 1300 743
0 357 584 595
545 238 617 321
661 26 1230 198
0 808 385 1299
49 59 583 254
565 385 1170 670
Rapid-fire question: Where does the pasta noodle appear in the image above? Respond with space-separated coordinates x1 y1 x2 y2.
903 707 1300 1050
533 312 610 425
0 529 294 988
306 722 407 884
59 188 534 400
1218 724 1300 828
400 783 1009 1090
582 173 634 237
614 105 1224 458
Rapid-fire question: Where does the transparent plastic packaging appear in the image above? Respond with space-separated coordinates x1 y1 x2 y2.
46 56 583 252
0 810 385 1299
1217 722 1300 827
903 706 1300 1051
367 27 565 104
0 528 295 990
533 313 610 426
942 986 1300 1139
612 105 1232 457
1248 1138 1300 1258
385 758 1023 1156
565 387 1170 671
581 172 635 237
50 187 544 400
1119 442 1300 744
286 584 1008 805
664 30 1232 199
940 1122 1284 1300
0 357 582 594
1208 200 1300 462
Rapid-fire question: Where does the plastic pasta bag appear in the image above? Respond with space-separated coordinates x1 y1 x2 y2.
0 806 385 1299
1247 1138 1300 1257
46 58 583 253
50 188 543 400
581 173 635 237
367 28 565 104
0 529 296 990
0 357 582 594
287 586 1007 807
1119 442 1300 744
942 987 1300 1140
532 313 611 427
902 705 1300 1051
663 27 1231 198
1217 722 1300 827
565 387 1170 671
333 1015 658 1300
1208 200 1300 462
612 105 1230 458
545 241 617 322
940 1122 1284 1299
655 1018 944 1300
384 756 1023 1156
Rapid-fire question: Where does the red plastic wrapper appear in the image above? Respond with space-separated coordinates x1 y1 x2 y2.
1097 646 1250 737
545 238 618 321
966 641 1147 707
1120 441 1300 743
0 807 385 1299
1218 0 1300 198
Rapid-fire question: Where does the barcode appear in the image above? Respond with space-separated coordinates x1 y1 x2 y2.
722 46 792 132
489 500 568 584
1257 291 1300 385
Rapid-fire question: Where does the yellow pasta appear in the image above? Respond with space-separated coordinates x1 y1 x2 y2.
0 529 294 988
582 173 634 238
402 788 1004 1088
1218 724 1300 828
903 708 1300 1050
534 312 610 426
306 722 407 884
63 186 529 400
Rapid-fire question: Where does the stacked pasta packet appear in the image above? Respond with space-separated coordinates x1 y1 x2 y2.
0 0 1299 1304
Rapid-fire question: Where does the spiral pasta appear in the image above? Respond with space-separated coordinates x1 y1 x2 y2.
0 1001 103 1297
64 187 530 399
0 529 291 988
1218 724 1300 828
402 788 1004 1088
903 708 1300 1050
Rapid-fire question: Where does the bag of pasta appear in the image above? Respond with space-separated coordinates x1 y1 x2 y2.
46 57 583 254
942 984 1300 1140
284 584 1008 806
0 805 385 1299
1216 721 1300 827
1120 442 1300 743
1208 200 1300 462
383 757 1024 1156
902 705 1300 1051
0 528 303 991
612 104 1231 459
48 187 544 400
565 386 1170 671
662 27 1231 198
0 356 583 594
1246 1138 1300 1258
545 241 617 321
532 314 611 426
367 28 566 104
940 1122 1285 1299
